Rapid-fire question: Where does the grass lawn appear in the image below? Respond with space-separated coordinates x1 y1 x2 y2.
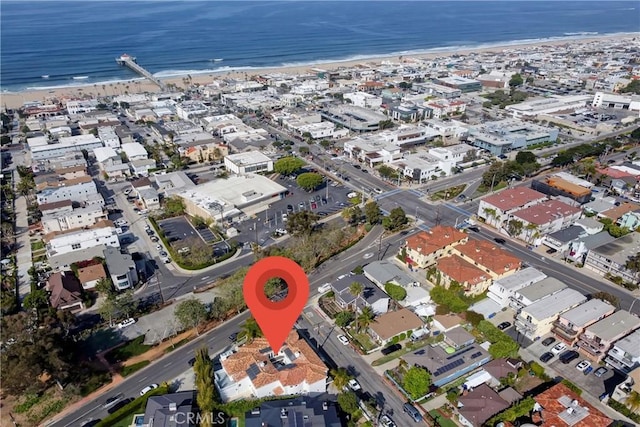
430 184 466 201
30 240 45 251
351 332 377 352
429 410 457 427
106 336 153 364
120 360 150 377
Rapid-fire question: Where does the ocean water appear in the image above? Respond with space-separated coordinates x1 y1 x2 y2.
1 1 639 92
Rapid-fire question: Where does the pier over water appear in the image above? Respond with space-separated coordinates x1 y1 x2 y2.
115 54 165 90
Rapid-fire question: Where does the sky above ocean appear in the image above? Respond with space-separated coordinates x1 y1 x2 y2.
1 1 639 91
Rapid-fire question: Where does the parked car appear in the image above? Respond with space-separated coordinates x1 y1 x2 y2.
381 343 402 355
318 283 331 294
117 318 136 329
229 332 238 341
494 238 506 244
379 414 396 427
140 383 159 396
348 378 361 391
559 350 580 364
576 360 591 371
403 402 423 422
594 367 609 378
103 394 124 409
551 342 567 355
540 352 554 363
541 337 556 346
337 335 349 345
468 226 480 232
583 366 594 375
497 321 511 330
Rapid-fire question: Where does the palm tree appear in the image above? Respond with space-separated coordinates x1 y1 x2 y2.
330 367 352 391
240 316 263 343
349 281 364 330
525 223 539 244
357 306 375 332
483 207 497 227
624 390 640 413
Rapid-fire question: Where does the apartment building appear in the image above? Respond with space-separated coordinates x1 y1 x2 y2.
36 176 98 205
30 134 103 161
487 267 547 307
509 199 582 243
477 187 547 229
343 92 383 109
98 126 121 148
551 299 616 345
120 142 148 161
45 220 119 258
509 277 567 312
452 239 522 281
605 329 640 373
401 226 468 268
514 288 587 340
42 204 106 234
576 310 640 362
584 232 640 285
104 246 137 291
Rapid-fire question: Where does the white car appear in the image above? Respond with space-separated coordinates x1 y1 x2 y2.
139 383 159 396
156 244 163 251
318 283 331 294
551 342 567 355
117 318 136 329
576 360 591 372
337 335 349 346
348 378 361 391
124 188 132 195
379 415 397 427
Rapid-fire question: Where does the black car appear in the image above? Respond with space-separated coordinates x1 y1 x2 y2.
559 350 580 364
468 226 480 232
287 204 294 212
497 321 511 330
381 343 402 355
353 164 361 169
229 332 238 341
188 357 196 367
108 398 134 414
494 238 506 244
540 352 554 363
541 337 556 346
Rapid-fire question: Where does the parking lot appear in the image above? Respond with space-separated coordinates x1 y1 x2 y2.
525 335 625 399
157 216 229 256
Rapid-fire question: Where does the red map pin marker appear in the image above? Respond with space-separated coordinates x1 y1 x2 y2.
243 256 310 353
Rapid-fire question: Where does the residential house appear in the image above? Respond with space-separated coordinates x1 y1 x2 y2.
600 202 640 223
141 391 196 427
542 225 588 254
45 220 119 259
104 246 137 291
244 396 341 427
477 187 547 229
481 358 521 387
180 141 229 164
93 146 130 180
76 263 107 290
402 226 468 268
42 204 106 234
509 199 582 244
98 126 120 148
130 158 157 177
584 232 640 285
331 274 390 315
576 310 640 362
443 326 476 350
432 314 464 333
47 271 85 312
514 288 586 340
214 331 327 402
368 308 424 346
532 383 612 427
552 299 616 345
402 342 491 387
120 142 148 161
36 176 98 205
487 267 547 308
509 277 567 312
565 231 618 264
617 209 640 231
605 329 640 373
363 260 420 288
457 384 510 427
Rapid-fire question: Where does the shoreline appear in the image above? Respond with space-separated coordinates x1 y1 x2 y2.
2 32 638 110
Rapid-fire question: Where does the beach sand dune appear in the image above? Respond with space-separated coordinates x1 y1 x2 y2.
1 34 635 110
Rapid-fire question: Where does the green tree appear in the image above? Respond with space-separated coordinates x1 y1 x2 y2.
337 391 359 415
507 219 524 237
625 252 640 276
356 306 375 332
174 298 208 335
343 205 363 225
624 390 640 412
22 288 50 313
98 297 118 326
274 156 305 175
194 347 215 427
240 316 263 343
335 311 354 328
515 151 536 164
95 277 116 299
403 366 431 400
364 201 382 225
592 292 619 307
509 73 524 88
330 367 353 390
384 283 407 301
116 289 137 318
296 172 323 191
464 310 484 327
285 211 319 238
377 164 398 180
163 196 186 216
382 207 408 231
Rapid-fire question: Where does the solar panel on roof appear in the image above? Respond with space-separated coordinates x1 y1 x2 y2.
246 363 261 380
259 346 272 354
447 346 474 360
470 352 482 359
283 348 296 361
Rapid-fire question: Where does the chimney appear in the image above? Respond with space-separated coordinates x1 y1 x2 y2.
169 402 177 412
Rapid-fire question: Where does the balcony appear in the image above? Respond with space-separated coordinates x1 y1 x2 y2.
576 336 605 357
515 318 536 334
604 355 637 373
552 321 579 340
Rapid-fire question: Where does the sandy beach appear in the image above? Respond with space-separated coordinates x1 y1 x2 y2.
1 33 636 110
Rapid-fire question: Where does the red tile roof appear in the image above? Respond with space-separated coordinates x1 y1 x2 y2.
455 239 521 275
533 383 612 427
512 199 581 225
437 255 488 286
482 187 547 212
405 226 467 255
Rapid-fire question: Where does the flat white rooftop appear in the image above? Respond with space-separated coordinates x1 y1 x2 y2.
225 151 272 165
